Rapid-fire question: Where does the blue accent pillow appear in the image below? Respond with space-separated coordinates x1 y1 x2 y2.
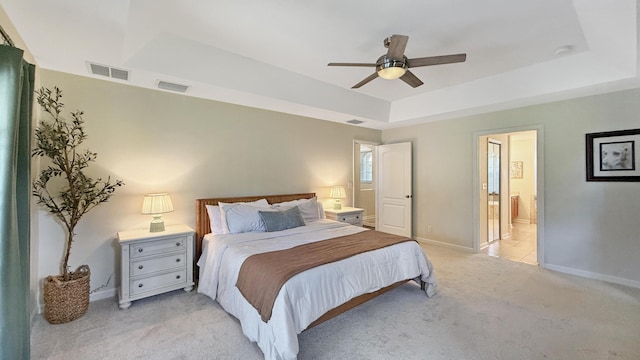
258 206 305 232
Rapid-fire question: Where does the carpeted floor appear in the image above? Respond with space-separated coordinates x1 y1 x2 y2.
31 244 640 360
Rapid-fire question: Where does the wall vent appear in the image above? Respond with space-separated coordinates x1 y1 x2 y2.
157 81 189 93
347 119 364 125
88 62 129 81
110 68 129 81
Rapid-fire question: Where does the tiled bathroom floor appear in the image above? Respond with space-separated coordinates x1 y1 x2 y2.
482 222 537 265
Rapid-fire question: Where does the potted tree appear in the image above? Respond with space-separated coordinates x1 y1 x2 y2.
32 86 124 324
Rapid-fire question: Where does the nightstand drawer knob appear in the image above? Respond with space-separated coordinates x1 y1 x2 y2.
176 242 181 247
138 248 143 253
138 265 144 270
138 283 144 288
175 258 181 263
176 275 181 279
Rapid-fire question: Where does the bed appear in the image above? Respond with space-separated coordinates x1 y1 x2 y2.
195 193 437 360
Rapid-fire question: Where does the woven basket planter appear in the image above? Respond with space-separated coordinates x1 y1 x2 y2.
43 265 90 324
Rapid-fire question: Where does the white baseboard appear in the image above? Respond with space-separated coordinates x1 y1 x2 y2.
415 236 474 253
90 287 117 302
544 263 640 289
34 287 118 315
415 237 639 290
513 218 531 224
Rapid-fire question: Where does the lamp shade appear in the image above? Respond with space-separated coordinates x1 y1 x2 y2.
330 186 346 210
330 186 346 199
141 193 174 215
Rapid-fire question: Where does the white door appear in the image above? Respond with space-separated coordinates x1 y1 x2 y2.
376 142 412 237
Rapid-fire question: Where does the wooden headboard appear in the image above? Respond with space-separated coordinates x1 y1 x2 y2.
194 193 316 263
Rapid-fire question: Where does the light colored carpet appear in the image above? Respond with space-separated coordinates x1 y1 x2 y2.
31 244 640 359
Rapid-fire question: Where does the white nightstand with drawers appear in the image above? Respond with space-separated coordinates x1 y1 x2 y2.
117 224 195 309
324 207 364 227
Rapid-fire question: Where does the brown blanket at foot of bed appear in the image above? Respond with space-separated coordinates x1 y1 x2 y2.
236 229 414 322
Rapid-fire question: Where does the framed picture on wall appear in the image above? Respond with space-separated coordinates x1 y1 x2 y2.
586 128 640 182
510 161 523 179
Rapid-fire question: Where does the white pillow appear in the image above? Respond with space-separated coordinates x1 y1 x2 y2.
316 201 325 219
219 200 271 234
272 197 320 223
205 205 224 234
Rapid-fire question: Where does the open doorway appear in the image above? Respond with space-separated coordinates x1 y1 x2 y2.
353 140 414 236
353 140 378 229
476 129 540 266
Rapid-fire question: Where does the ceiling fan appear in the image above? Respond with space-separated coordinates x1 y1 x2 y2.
328 34 467 89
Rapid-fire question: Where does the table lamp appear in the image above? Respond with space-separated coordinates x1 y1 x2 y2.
330 185 346 210
141 193 174 232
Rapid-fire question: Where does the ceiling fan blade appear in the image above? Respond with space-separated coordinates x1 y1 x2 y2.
386 35 409 59
328 62 376 67
352 73 379 88
399 70 423 88
387 35 409 59
407 53 467 68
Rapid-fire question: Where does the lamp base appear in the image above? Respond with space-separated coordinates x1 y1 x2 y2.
333 200 342 210
149 216 165 232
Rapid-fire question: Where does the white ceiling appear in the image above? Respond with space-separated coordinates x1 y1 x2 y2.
2 0 639 129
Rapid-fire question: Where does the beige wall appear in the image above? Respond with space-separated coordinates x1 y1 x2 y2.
36 70 381 304
510 134 536 222
383 88 640 287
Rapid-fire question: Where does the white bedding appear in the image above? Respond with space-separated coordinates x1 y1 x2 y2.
197 219 437 360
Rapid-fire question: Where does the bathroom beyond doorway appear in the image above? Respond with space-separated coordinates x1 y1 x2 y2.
482 222 537 265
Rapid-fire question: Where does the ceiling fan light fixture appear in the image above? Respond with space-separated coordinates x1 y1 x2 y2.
376 55 408 80
378 66 406 80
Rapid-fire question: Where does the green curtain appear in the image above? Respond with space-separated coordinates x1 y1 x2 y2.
0 45 35 360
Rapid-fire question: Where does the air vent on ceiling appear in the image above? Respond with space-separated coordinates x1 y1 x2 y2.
157 81 189 93
347 119 364 125
88 62 129 81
